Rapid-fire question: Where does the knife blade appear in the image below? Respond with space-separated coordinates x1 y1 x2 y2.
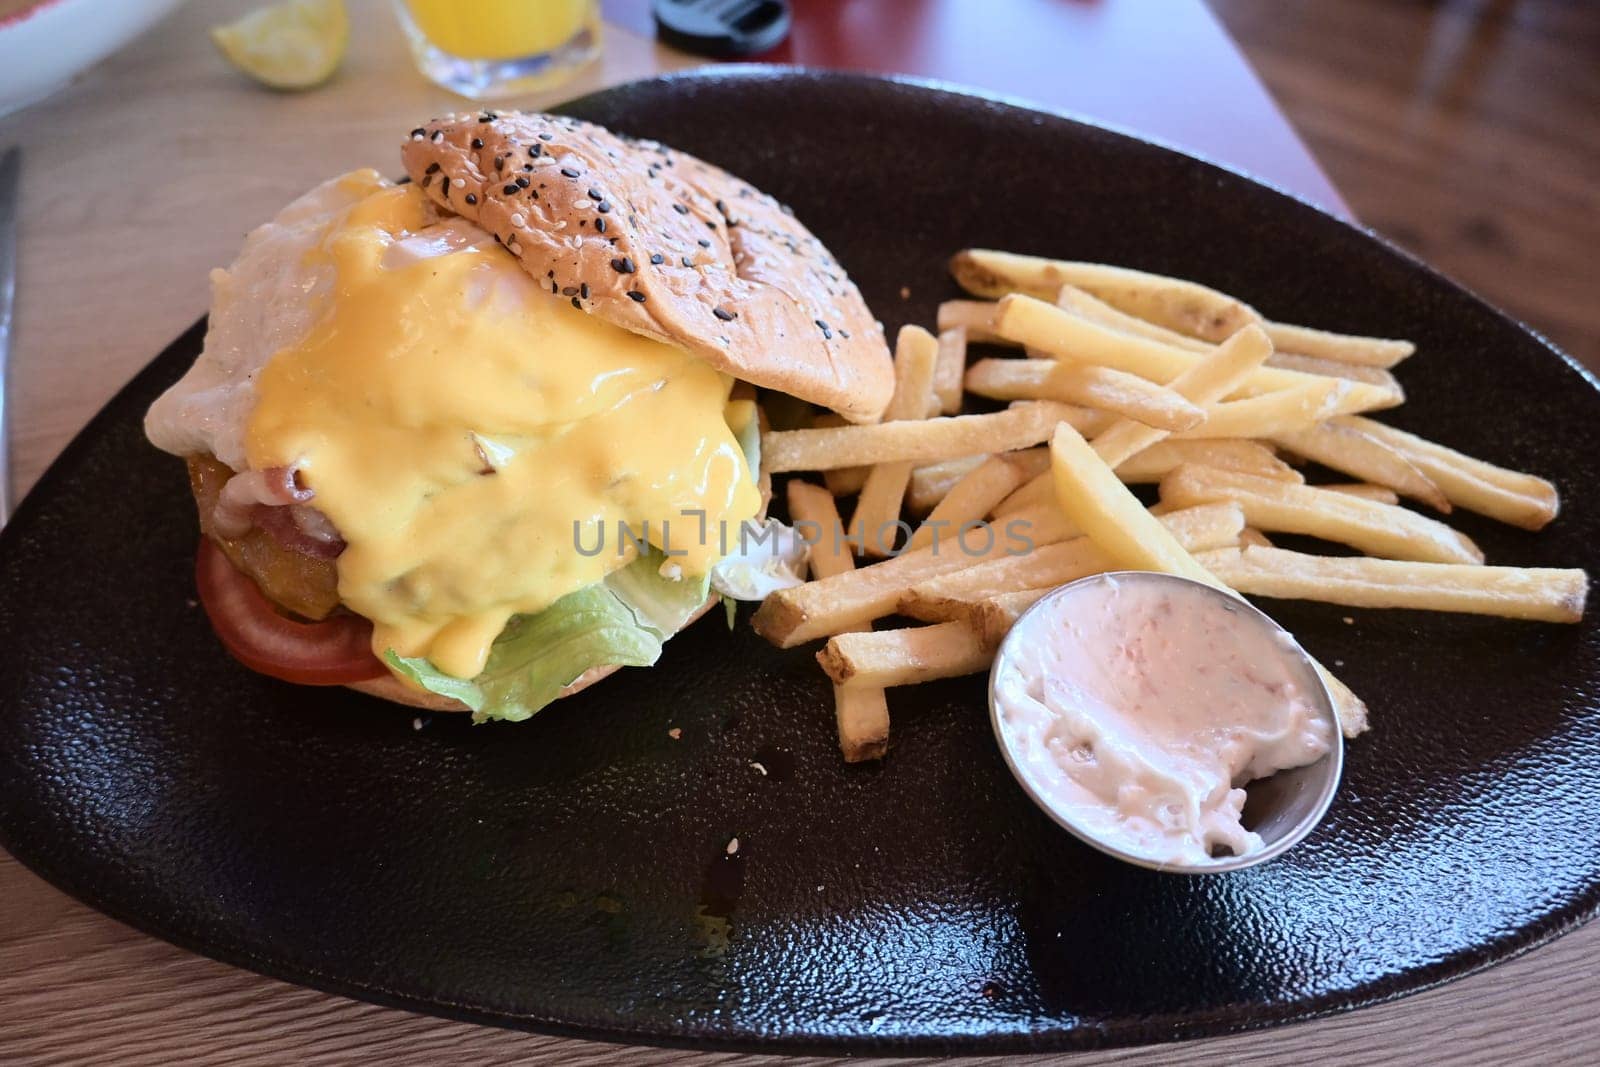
0 146 19 525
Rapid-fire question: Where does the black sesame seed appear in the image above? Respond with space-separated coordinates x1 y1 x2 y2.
522 163 533 171
464 193 478 205
681 256 694 267
551 280 559 294
562 286 578 296
715 199 727 215
649 253 664 265
539 132 554 141
587 187 602 200
560 167 580 178
440 177 450 197
516 176 529 188
580 283 589 299
547 270 555 278
840 329 851 339
571 296 582 309
421 175 432 189
410 127 426 138
629 214 639 229
814 319 831 331
530 144 542 158
705 219 717 230
713 307 735 321
471 137 484 149
627 290 646 303
597 200 611 213
530 190 539 200
430 131 443 142
673 203 689 215
697 238 711 248
595 217 606 233
425 162 440 174
611 256 636 274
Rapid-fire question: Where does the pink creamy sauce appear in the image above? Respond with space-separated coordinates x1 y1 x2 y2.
993 576 1333 866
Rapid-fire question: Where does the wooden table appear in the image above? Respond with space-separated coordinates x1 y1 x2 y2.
2 2 1593 1062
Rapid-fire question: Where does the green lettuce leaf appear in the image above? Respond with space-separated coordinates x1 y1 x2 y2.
385 583 662 723
603 549 712 638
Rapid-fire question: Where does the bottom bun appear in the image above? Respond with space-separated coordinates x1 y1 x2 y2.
345 595 719 713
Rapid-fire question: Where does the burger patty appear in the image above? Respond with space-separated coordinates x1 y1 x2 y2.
188 455 341 621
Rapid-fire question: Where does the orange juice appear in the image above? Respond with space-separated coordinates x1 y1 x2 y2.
403 0 597 61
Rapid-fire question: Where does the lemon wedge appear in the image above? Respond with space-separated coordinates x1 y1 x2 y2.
212 0 349 91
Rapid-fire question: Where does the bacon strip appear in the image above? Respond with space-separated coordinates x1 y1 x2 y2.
212 469 344 560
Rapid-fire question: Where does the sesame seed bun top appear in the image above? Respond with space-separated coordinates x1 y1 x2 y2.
401 110 894 424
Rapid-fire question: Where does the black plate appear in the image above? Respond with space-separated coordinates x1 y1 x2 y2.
3 70 1599 1055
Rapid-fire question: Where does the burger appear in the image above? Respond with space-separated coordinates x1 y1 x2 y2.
145 109 892 721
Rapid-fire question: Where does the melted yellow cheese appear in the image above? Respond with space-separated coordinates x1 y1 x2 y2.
246 177 760 679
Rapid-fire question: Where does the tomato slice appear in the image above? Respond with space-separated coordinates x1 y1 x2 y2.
195 539 387 685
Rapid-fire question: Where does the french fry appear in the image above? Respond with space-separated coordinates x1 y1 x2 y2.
1239 527 1274 548
936 300 1008 344
907 455 986 513
992 469 1055 519
967 589 1051 647
1159 464 1483 565
788 481 857 581
819 621 993 689
761 400 1075 473
964 358 1205 431
1268 350 1404 392
1264 321 1415 369
1337 416 1559 530
1174 380 1347 440
895 536 1107 616
993 294 1402 412
1319 483 1401 505
823 467 868 496
951 250 1261 342
1113 439 1302 484
908 454 1031 551
853 327 941 555
1055 283 1213 352
812 412 869 495
788 481 889 761
1273 420 1450 513
932 326 968 415
1198 546 1587 624
900 503 1243 611
1087 323 1275 469
990 501 1079 548
751 534 1017 648
1050 423 1368 736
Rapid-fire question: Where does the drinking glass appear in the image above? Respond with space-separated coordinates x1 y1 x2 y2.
395 0 601 100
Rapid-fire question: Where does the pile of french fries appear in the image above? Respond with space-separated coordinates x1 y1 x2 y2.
754 250 1589 762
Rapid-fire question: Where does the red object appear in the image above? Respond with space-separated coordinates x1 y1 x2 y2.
601 0 1349 216
194 540 387 686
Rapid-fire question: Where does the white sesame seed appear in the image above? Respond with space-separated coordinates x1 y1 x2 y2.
725 837 739 855
668 727 682 740
411 717 423 731
750 761 767 776
509 213 526 227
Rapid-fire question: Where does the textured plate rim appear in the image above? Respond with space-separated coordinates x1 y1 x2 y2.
2 68 1598 1055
